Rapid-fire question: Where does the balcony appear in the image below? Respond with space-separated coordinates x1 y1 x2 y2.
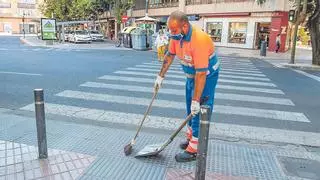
17 3 36 9
185 0 287 14
186 0 252 5
149 1 179 9
0 2 11 8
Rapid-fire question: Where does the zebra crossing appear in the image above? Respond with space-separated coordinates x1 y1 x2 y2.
0 47 87 52
20 57 320 146
25 48 87 52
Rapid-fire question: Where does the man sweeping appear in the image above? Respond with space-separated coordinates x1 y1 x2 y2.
154 10 220 162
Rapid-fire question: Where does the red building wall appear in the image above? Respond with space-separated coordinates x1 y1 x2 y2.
269 11 289 52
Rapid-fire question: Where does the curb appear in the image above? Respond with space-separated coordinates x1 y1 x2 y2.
20 37 41 47
282 63 320 71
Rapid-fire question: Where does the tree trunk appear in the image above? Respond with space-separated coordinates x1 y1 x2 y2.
309 0 320 65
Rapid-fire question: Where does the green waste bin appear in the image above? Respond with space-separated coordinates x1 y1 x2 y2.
131 28 147 51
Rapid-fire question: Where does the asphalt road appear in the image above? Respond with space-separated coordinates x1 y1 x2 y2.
1 36 320 146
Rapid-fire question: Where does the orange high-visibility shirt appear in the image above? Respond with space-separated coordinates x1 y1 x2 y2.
168 25 215 74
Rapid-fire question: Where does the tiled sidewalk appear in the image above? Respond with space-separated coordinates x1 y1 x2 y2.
0 140 95 180
0 110 320 179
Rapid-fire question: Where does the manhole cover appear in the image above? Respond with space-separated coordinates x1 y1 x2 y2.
278 156 320 179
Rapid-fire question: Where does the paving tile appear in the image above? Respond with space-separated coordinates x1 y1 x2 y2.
25 169 34 179
0 167 5 176
6 164 15 174
0 151 4 158
0 144 5 151
0 158 5 166
57 163 68 172
34 168 43 178
15 163 24 173
6 156 14 165
16 172 25 180
61 172 72 180
73 160 83 169
65 162 75 171
5 173 15 180
52 174 63 180
69 170 80 179
50 164 60 174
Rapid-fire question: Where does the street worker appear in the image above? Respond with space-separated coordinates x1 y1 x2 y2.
154 10 220 162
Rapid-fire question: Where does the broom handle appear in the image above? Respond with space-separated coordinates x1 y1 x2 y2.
160 96 208 149
162 114 193 147
133 87 159 141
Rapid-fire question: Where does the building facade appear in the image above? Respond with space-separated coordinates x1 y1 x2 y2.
0 0 42 35
129 0 290 52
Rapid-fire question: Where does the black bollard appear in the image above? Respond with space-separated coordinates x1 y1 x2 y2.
195 105 212 180
34 89 48 159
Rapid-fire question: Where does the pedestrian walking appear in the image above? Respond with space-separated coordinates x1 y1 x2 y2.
155 30 169 62
276 34 281 53
154 10 220 162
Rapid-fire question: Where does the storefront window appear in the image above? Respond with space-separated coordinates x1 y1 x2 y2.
228 22 247 44
206 22 222 42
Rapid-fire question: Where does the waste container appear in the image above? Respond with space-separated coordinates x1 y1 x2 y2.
121 27 135 48
260 41 267 56
131 28 147 51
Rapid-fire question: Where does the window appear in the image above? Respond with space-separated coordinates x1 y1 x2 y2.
228 22 247 44
206 22 222 42
0 0 10 8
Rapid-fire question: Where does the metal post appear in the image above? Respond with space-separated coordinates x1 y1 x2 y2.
34 89 48 159
195 105 211 180
145 0 149 15
62 24 65 43
22 14 25 39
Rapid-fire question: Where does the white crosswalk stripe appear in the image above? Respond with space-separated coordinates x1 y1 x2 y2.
80 82 291 105
55 90 303 121
217 71 266 77
125 67 270 81
136 64 181 70
20 103 319 146
114 71 277 87
135 65 265 77
98 75 284 93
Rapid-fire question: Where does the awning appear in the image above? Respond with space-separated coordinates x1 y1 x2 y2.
135 15 159 24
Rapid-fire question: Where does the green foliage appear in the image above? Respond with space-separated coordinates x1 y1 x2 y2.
256 0 266 5
40 0 134 22
298 27 310 45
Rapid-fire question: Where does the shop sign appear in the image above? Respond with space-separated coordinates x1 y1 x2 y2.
41 18 56 40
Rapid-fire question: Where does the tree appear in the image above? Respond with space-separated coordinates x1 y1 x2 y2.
308 0 320 65
256 0 319 65
40 0 93 21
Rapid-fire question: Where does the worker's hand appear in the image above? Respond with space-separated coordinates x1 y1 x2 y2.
154 75 164 91
191 100 200 116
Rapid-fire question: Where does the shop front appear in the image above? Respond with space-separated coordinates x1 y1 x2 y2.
204 12 288 52
204 14 272 49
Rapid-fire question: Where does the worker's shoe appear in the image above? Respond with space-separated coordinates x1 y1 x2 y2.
179 140 189 150
176 136 198 162
175 151 197 162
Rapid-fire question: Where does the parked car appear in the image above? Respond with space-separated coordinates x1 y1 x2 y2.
88 30 104 41
69 30 92 43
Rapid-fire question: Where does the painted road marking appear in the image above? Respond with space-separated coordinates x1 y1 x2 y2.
55 90 307 122
0 71 42 76
20 103 316 146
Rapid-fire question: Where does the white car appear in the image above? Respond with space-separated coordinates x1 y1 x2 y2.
69 30 92 43
88 30 104 41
